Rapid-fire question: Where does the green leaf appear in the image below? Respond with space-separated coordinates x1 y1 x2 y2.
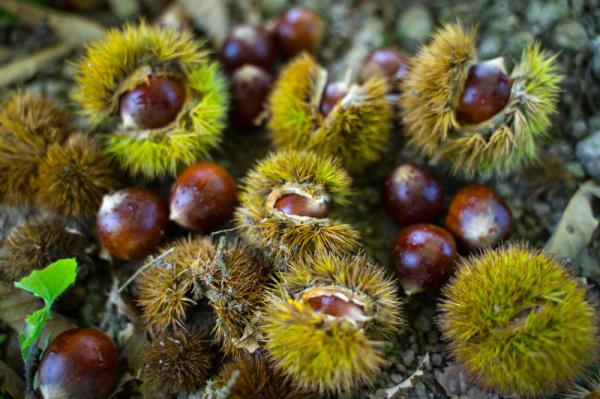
14 258 77 360
15 258 77 305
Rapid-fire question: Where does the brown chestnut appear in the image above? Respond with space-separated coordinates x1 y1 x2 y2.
455 62 512 125
220 24 276 73
169 162 237 231
382 163 444 226
306 294 365 319
391 224 457 295
319 82 348 117
361 48 409 84
274 7 324 58
444 185 512 252
230 64 273 127
119 74 186 130
38 328 118 399
97 187 168 260
273 193 328 218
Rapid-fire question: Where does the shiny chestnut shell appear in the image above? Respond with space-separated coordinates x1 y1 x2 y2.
119 74 186 130
306 294 365 319
319 82 348 117
455 63 512 125
382 163 444 226
391 224 457 295
444 185 512 252
220 24 276 72
274 7 324 58
97 187 168 260
230 64 273 127
169 162 237 231
38 328 118 399
273 193 328 218
361 48 409 83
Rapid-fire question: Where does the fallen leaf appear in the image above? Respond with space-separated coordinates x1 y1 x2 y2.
434 362 499 399
0 281 75 351
544 181 600 260
385 353 430 398
0 360 24 399
0 0 104 45
179 0 229 47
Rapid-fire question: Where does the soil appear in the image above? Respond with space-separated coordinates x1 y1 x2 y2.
0 0 599 398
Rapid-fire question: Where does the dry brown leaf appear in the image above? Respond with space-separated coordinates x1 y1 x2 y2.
179 0 229 47
434 362 499 399
385 353 430 398
0 281 75 349
0 359 24 399
544 181 600 260
0 43 74 88
0 0 105 45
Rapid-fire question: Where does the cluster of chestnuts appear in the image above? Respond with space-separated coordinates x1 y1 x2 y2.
382 163 512 295
0 4 594 399
97 161 236 260
220 7 324 127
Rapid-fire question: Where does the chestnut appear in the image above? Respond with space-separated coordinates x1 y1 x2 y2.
444 185 512 252
38 328 118 399
220 24 276 73
273 193 328 219
169 162 237 231
97 187 168 260
119 74 186 130
319 82 348 117
455 62 512 125
391 224 457 295
360 48 409 84
381 163 444 226
274 7 324 58
306 294 365 319
230 64 273 127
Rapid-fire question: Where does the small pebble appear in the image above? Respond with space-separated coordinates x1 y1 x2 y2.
402 349 416 366
431 353 444 367
577 131 600 179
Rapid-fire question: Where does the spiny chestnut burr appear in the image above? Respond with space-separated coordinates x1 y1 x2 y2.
230 64 273 127
455 62 512 125
97 187 168 260
361 48 409 84
274 7 324 58
170 162 237 231
38 328 118 399
273 193 328 218
381 163 444 226
319 82 348 117
119 74 186 130
220 24 276 73
444 185 512 252
391 224 457 295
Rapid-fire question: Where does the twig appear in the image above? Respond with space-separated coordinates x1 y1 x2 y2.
0 0 105 45
0 43 74 88
23 338 40 399
117 248 175 293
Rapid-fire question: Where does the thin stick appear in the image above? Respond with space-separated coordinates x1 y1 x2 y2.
117 248 175 293
0 43 73 88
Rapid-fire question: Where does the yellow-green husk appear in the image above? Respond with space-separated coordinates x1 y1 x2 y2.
268 54 392 171
262 252 402 393
400 23 562 178
73 22 228 178
438 244 597 397
234 149 359 263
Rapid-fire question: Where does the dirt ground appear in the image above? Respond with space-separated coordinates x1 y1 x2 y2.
0 0 599 398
